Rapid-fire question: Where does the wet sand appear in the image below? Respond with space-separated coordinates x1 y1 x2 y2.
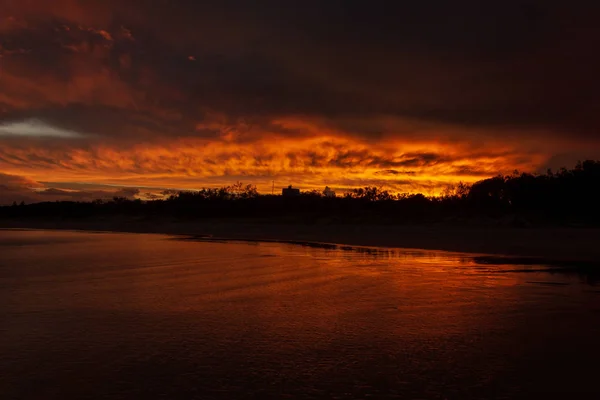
2 230 600 399
2 218 600 262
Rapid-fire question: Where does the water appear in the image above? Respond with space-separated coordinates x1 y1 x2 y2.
1 229 599 399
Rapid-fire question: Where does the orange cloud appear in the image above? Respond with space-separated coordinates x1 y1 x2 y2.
0 132 547 196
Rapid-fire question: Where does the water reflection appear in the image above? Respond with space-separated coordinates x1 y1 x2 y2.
187 235 600 286
1 229 600 399
473 255 600 285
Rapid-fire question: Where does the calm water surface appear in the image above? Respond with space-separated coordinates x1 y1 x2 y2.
1 229 600 399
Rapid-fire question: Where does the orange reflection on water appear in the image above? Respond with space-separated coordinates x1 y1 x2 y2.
3 230 600 398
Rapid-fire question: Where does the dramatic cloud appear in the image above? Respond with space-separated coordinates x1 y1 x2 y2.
1 0 599 202
0 172 139 205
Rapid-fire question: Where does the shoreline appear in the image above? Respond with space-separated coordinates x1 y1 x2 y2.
2 219 600 263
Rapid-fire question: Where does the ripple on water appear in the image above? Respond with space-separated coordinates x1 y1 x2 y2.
1 230 599 399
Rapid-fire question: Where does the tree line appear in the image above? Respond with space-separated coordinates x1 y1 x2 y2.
1 160 599 226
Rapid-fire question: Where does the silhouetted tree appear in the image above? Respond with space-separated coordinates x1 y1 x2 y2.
1 161 599 226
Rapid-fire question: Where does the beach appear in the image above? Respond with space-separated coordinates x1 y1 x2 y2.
2 218 600 262
2 229 600 399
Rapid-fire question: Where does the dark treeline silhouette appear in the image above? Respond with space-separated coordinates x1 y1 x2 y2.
1 161 599 226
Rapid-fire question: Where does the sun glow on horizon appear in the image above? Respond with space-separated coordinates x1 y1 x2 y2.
0 132 546 200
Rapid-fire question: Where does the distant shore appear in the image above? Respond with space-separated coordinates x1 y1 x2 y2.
2 218 600 262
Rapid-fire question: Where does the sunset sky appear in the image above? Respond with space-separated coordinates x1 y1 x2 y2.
1 0 600 203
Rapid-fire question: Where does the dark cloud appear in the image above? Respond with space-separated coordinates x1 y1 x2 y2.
0 171 42 188
1 0 599 141
375 170 417 176
0 172 139 205
452 166 504 177
37 187 139 200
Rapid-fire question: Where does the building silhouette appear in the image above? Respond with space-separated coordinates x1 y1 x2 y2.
282 185 300 196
